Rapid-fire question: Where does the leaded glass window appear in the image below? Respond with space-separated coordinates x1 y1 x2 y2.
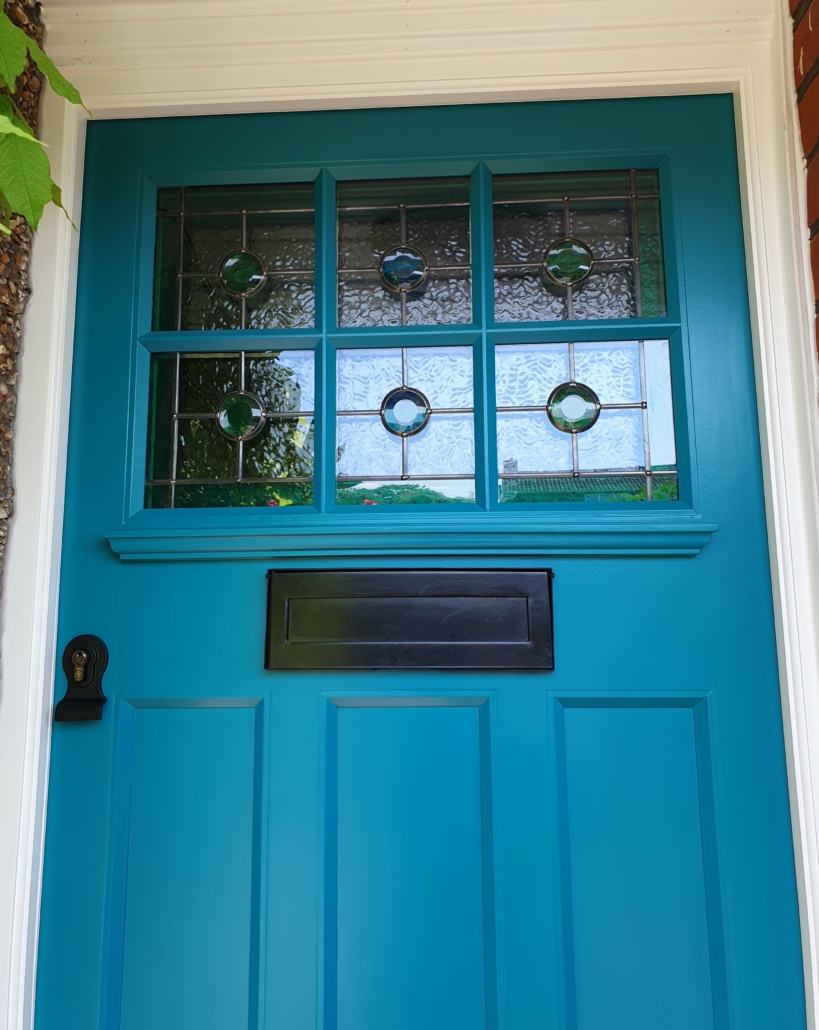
146 350 314 508
336 346 475 504
496 340 677 501
146 169 678 510
337 178 471 327
153 184 315 331
493 170 666 321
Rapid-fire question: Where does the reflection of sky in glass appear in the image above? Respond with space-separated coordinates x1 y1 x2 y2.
337 349 401 411
408 416 474 476
495 339 676 477
337 415 401 477
573 341 640 404
407 347 473 408
577 410 644 471
644 339 676 467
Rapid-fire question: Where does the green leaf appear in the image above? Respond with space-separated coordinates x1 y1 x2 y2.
0 15 28 89
0 113 41 143
0 132 51 229
50 178 76 230
25 37 88 111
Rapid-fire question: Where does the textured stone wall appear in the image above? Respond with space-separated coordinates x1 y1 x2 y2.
0 0 43 585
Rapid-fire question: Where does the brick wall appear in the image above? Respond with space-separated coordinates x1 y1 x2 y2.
794 0 819 328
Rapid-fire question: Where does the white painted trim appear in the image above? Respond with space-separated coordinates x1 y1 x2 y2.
0 88 85 1030
3 2 819 1029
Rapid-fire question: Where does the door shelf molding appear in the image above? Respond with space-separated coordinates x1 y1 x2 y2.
104 512 717 561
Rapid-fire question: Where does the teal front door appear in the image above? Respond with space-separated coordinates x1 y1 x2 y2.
35 96 806 1030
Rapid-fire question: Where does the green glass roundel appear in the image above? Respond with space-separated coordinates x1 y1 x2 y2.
547 381 601 434
381 387 431 436
542 238 594 287
219 250 267 297
379 245 429 293
215 391 266 441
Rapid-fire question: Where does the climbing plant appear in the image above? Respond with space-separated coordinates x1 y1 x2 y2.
0 8 85 232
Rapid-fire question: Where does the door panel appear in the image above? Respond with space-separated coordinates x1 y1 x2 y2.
35 96 807 1030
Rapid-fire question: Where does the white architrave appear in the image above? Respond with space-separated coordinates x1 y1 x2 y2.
2 1 818 1027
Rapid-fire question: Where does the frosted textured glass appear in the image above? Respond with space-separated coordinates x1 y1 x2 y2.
574 342 640 403
407 215 470 267
181 279 240 331
572 267 635 320
569 206 631 259
408 416 474 476
493 207 563 265
243 417 314 479
337 416 402 477
248 215 314 271
408 347 473 408
497 413 572 473
494 275 567 323
337 350 402 411
182 215 242 273
577 410 644 471
495 345 569 407
245 278 315 330
338 274 471 327
645 339 676 468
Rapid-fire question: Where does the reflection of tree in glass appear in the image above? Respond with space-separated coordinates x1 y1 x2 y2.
336 482 472 505
499 475 678 503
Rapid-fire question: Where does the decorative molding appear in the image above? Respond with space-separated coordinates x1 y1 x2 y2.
104 514 718 561
41 0 775 117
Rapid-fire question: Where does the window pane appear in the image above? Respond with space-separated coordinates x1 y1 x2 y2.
145 350 315 508
493 170 666 322
495 339 677 502
336 345 475 505
152 183 315 331
337 178 471 328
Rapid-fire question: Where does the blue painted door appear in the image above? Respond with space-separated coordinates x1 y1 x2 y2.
36 96 806 1030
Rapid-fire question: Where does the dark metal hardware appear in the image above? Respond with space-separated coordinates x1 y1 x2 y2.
266 569 554 670
55 635 109 722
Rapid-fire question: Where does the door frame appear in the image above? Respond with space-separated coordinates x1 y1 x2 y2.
3 2 819 1028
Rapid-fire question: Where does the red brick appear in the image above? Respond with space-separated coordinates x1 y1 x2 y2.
794 1 819 90
799 73 819 157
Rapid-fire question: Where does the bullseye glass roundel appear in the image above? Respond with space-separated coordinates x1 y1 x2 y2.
219 250 267 297
379 245 429 293
380 387 431 436
542 238 594 287
547 381 601 433
215 391 266 440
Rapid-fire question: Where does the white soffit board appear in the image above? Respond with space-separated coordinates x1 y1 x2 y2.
41 0 775 117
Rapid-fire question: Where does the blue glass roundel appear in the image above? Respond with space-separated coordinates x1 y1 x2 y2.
215 390 266 440
379 245 429 293
380 387 431 436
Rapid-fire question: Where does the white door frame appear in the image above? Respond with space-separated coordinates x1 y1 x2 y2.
2 1 818 1026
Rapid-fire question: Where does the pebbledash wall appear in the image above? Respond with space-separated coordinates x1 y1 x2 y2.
3 3 819 1030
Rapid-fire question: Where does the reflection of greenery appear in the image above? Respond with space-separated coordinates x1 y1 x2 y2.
336 482 472 505
147 352 316 508
499 474 678 503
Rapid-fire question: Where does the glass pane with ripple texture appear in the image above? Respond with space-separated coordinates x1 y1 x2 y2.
337 415 402 478
337 349 402 411
408 416 474 477
407 346 473 408
571 266 636 319
569 203 631 259
573 341 640 403
495 344 569 407
494 273 568 322
497 412 573 474
337 177 471 327
577 409 644 471
177 357 240 413
153 182 315 331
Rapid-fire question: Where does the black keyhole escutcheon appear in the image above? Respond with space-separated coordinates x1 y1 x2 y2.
55 634 109 722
